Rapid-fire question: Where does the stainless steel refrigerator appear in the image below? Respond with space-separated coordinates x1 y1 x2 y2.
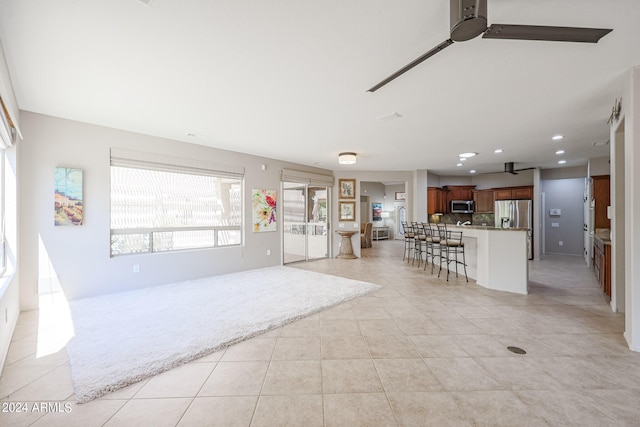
494 200 533 260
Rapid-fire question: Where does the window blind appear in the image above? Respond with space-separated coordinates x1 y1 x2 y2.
110 147 244 179
281 168 334 187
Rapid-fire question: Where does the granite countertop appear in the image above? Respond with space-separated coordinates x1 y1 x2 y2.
445 224 530 231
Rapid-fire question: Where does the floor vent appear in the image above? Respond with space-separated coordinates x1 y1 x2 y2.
507 346 526 355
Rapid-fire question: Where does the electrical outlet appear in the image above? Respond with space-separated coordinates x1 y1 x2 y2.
559 241 563 246
133 264 140 273
266 249 271 256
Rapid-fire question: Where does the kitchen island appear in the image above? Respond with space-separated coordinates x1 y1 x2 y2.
446 224 529 295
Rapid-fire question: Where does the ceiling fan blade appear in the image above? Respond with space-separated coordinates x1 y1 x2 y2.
483 24 612 43
367 39 454 93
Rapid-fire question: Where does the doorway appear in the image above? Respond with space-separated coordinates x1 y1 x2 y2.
282 182 330 264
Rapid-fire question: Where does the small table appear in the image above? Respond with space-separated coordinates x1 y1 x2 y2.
336 230 358 259
372 226 389 241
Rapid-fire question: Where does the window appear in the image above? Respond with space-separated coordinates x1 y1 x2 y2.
110 149 244 256
0 148 5 277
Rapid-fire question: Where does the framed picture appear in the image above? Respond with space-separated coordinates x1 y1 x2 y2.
339 201 356 221
54 167 84 226
338 179 356 199
252 188 277 232
372 203 383 221
395 192 406 201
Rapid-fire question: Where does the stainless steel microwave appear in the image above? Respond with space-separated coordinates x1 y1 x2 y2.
451 200 474 213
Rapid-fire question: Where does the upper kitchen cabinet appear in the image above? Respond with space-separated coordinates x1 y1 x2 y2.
427 187 448 214
591 175 610 229
473 189 494 213
443 185 476 201
493 186 533 201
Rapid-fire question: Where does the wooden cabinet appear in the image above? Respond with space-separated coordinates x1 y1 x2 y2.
427 187 447 215
512 186 533 199
493 186 533 201
591 175 610 229
444 185 476 201
593 236 611 298
473 189 494 213
493 188 513 201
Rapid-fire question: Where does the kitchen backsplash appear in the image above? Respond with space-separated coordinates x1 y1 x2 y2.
428 212 495 226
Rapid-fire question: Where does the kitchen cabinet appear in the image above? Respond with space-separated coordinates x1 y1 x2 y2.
427 187 448 214
591 175 610 229
493 186 533 201
444 185 476 201
593 234 611 298
473 189 494 213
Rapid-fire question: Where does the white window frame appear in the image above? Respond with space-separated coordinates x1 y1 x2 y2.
110 148 244 256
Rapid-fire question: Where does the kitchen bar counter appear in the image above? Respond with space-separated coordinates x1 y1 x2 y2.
445 224 529 295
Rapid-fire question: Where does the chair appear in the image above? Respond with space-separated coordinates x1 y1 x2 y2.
360 222 373 248
421 223 435 271
437 224 468 282
413 223 428 267
402 222 415 262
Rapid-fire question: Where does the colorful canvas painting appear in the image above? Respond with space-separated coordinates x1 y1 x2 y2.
54 167 84 226
372 203 383 221
252 189 277 232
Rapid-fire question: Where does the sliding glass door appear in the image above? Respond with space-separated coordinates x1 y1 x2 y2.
282 182 329 263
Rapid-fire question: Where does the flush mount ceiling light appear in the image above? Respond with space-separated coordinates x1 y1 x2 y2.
338 152 357 165
458 152 477 158
552 135 564 141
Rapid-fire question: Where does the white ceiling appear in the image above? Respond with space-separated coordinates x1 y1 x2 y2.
0 0 638 175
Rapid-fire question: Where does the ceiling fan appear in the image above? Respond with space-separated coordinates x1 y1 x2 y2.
367 0 612 92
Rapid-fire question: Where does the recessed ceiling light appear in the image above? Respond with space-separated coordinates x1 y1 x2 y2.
469 170 476 174
494 149 503 154
459 152 477 158
552 135 564 141
555 150 565 155
456 163 463 167
558 160 567 164
459 158 467 162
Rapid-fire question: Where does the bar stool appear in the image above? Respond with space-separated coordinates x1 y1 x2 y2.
437 224 468 282
426 223 441 273
402 222 415 262
413 223 428 268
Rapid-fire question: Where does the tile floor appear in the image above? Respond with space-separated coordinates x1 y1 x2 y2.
2 240 640 426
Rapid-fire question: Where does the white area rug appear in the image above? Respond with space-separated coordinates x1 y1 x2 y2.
66 266 380 403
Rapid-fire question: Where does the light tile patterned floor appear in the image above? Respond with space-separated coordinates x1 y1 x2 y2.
2 240 639 426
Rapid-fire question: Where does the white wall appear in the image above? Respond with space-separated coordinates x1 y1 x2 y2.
471 169 534 189
619 66 640 350
17 112 332 308
589 156 610 176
